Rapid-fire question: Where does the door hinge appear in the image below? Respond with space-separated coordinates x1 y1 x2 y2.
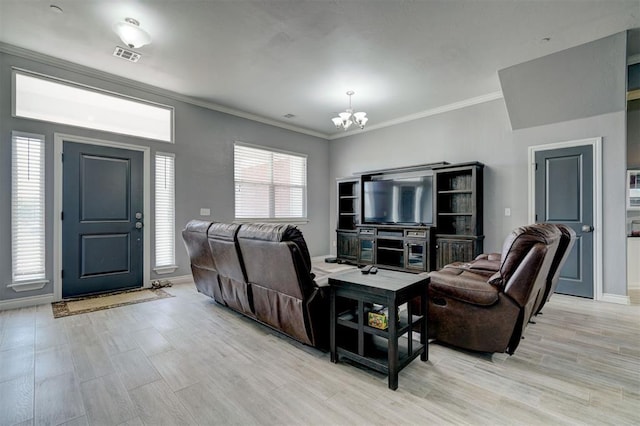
61 153 64 162
535 214 538 221
535 162 538 171
61 211 64 221
61 269 64 279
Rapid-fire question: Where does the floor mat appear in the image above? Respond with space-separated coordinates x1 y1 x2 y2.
51 288 173 318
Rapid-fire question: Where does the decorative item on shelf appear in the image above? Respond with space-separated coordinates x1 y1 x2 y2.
368 309 388 330
331 91 368 130
113 17 151 48
367 305 401 330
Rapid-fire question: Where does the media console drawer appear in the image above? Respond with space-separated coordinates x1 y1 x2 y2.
406 230 427 238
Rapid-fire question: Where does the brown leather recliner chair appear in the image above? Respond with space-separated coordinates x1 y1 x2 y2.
445 223 576 317
427 224 561 354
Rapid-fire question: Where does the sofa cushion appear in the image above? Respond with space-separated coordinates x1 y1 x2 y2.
208 222 241 241
238 223 312 273
498 224 560 286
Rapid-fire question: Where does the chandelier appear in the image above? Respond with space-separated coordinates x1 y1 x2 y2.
331 91 368 131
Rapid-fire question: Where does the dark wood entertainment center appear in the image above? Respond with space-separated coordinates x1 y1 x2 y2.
336 162 484 272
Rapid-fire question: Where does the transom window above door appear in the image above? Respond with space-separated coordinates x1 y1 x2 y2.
13 69 174 143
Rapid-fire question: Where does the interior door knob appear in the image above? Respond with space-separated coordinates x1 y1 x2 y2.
581 225 594 233
135 222 143 229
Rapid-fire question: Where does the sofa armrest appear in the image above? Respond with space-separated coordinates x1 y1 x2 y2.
429 268 500 306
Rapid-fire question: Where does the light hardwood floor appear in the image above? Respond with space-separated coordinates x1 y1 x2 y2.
1 282 638 426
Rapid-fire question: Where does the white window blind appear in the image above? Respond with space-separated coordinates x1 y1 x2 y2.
11 132 46 283
155 153 176 269
234 143 307 220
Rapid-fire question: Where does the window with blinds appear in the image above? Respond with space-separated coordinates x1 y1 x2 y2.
11 132 46 283
234 143 307 220
155 153 176 271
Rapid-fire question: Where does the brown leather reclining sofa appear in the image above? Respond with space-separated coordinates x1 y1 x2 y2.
182 220 328 348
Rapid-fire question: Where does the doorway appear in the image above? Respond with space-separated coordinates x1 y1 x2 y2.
54 134 151 300
528 138 603 300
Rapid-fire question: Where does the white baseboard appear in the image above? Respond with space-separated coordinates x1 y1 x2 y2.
0 294 54 311
146 274 193 288
166 275 193 285
600 293 631 305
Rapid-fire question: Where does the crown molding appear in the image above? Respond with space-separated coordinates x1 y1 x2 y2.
328 91 504 140
1 42 504 142
0 42 329 140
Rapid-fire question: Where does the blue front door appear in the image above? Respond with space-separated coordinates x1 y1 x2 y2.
62 141 144 298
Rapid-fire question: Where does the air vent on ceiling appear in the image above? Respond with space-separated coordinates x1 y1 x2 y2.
113 46 141 63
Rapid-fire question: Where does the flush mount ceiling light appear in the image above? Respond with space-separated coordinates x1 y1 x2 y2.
331 91 368 131
113 17 151 49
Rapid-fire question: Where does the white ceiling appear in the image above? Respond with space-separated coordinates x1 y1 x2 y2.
1 0 639 139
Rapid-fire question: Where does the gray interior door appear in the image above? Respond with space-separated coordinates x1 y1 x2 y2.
535 145 594 298
62 141 144 298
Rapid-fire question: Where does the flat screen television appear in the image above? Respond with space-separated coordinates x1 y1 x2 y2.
363 174 433 225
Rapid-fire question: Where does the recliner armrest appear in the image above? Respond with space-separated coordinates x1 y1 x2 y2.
429 268 500 306
475 252 501 262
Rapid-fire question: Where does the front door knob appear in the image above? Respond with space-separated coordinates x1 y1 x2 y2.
581 225 594 233
135 222 143 229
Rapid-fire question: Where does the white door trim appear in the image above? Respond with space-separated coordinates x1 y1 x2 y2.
53 133 151 302
527 137 603 301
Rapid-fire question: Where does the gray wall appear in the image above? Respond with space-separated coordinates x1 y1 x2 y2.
329 27 629 299
0 51 330 302
329 99 627 296
329 99 517 257
499 33 626 130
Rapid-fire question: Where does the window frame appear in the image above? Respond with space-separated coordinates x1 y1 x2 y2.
9 131 49 291
234 142 308 223
154 152 177 274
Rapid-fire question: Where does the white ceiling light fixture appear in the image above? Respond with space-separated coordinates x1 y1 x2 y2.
331 91 368 131
113 17 151 49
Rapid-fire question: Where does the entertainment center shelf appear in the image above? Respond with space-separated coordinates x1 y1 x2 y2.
336 162 483 272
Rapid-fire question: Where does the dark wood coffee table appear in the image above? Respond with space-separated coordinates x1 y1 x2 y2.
329 269 429 390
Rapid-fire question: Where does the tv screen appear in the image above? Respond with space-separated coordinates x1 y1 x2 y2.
364 175 433 225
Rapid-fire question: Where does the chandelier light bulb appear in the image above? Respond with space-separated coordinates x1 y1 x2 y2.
113 17 151 49
331 91 368 131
